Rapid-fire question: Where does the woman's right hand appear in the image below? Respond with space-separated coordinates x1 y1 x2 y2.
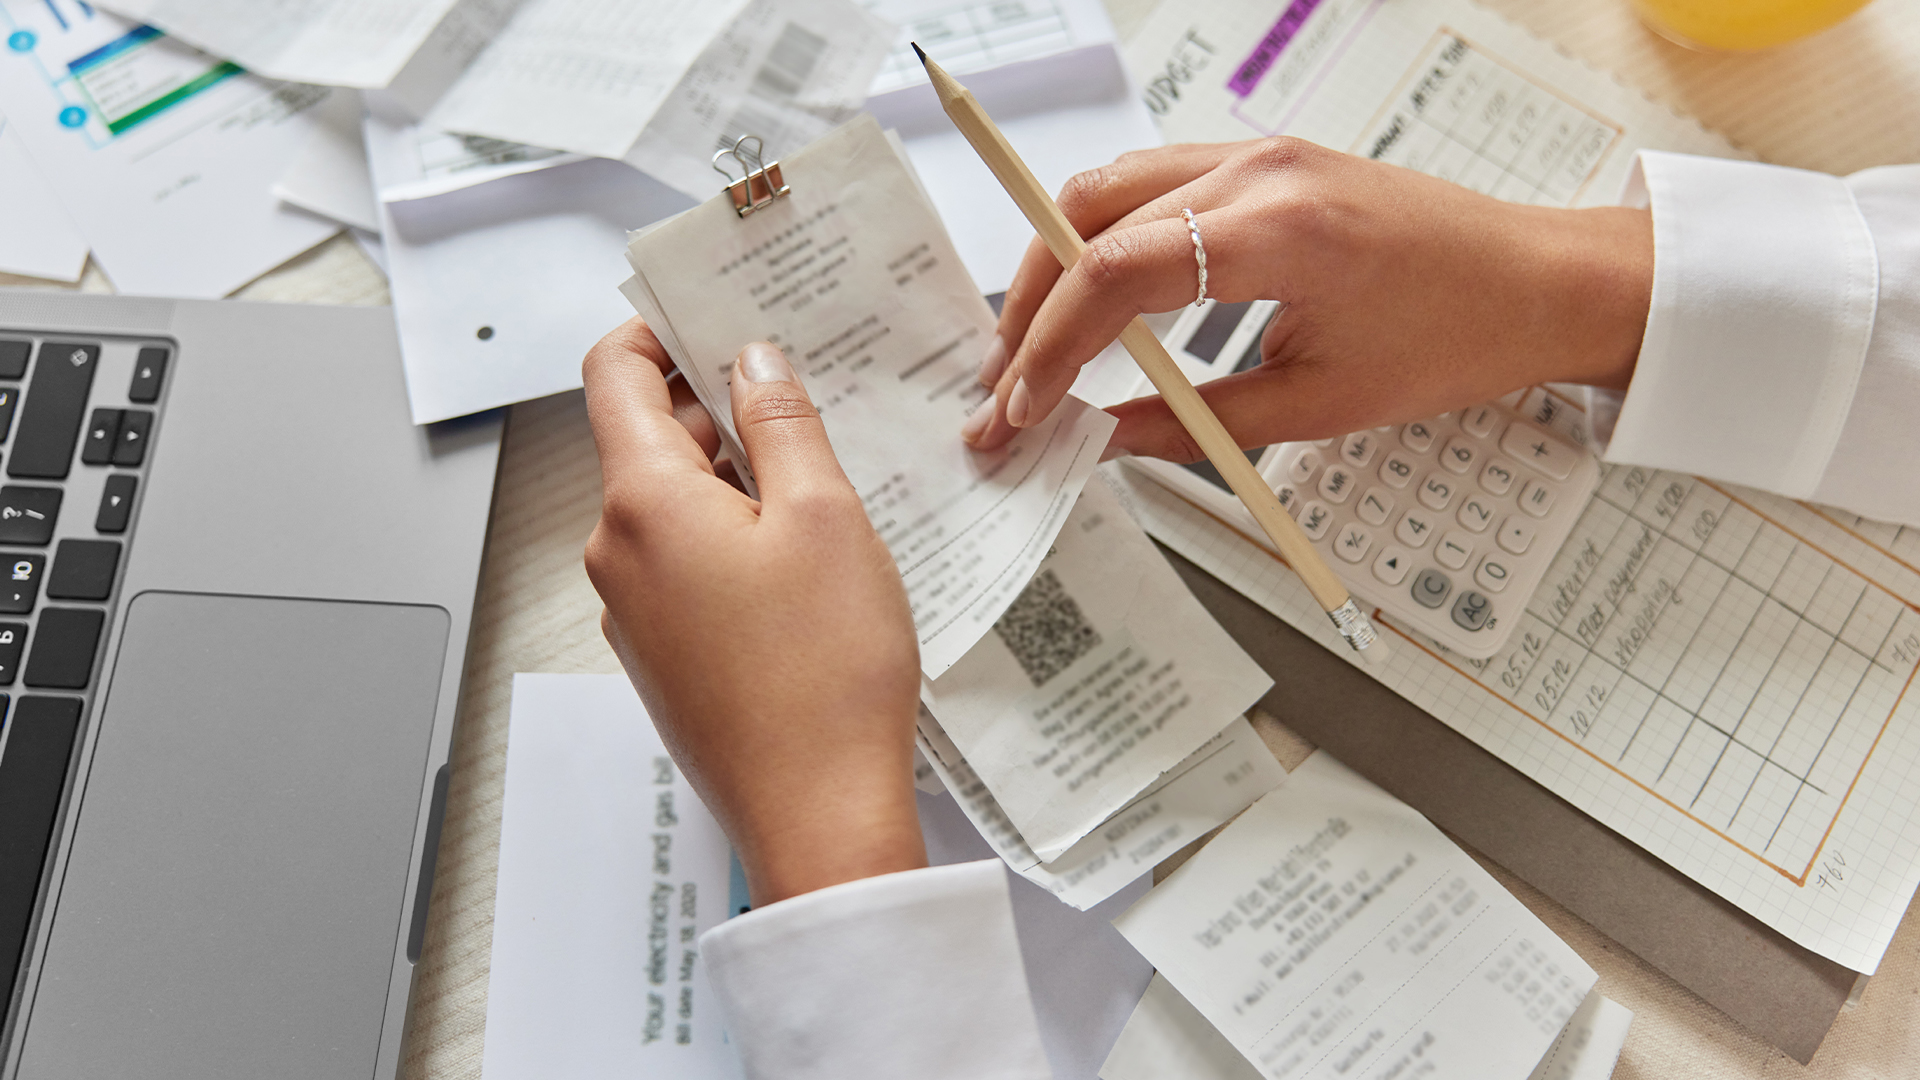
961 138 1654 460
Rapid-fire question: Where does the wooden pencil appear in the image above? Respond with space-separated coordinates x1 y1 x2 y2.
914 43 1385 661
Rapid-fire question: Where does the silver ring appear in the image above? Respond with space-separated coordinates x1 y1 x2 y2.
1182 207 1207 307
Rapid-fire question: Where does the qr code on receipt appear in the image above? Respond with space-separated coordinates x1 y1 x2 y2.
993 569 1102 687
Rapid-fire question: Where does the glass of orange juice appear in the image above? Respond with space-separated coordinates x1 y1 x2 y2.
1631 0 1874 49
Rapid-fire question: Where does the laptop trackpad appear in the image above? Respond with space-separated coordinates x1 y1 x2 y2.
19 593 449 1080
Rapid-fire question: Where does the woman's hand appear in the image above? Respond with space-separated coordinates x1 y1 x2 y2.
583 319 927 907
960 138 1653 459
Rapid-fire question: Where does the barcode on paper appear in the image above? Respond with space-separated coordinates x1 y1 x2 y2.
994 569 1103 686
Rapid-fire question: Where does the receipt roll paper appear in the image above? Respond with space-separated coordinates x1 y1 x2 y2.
623 115 1115 677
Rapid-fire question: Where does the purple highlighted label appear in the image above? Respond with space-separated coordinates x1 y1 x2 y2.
1228 0 1327 98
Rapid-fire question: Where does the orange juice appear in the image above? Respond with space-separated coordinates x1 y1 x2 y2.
1631 0 1874 49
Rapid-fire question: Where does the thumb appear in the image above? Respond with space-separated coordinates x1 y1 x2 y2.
729 342 857 508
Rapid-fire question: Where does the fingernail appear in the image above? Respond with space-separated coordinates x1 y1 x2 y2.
1007 378 1032 427
1099 444 1131 463
960 396 994 442
736 341 795 384
978 336 1008 387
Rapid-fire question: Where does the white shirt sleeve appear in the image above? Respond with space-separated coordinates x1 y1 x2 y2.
699 859 1053 1080
1593 151 1920 527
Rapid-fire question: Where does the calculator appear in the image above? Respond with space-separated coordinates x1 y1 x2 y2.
1125 400 1600 660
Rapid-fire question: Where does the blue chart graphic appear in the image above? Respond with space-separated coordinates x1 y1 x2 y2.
56 103 83 126
7 29 33 50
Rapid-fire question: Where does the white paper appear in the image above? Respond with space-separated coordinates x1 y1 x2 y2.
0 1 338 296
487 672 1154 1080
0 118 88 281
272 88 379 231
1114 751 1598 1080
924 475 1274 859
93 0 482 88
1100 979 1632 1080
483 673 741 1080
919 709 1285 909
866 43 1161 295
622 0 891 201
424 0 752 160
862 0 1114 96
370 113 695 423
624 115 1116 677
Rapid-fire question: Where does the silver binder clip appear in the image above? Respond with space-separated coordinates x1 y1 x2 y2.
712 135 790 218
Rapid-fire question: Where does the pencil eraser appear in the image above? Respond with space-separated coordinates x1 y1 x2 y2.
1356 635 1391 667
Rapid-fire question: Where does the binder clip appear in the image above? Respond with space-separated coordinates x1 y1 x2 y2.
712 135 790 218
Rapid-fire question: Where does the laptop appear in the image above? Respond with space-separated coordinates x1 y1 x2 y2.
0 290 502 1080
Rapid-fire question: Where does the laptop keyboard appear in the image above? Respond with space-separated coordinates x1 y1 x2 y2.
0 334 164 1031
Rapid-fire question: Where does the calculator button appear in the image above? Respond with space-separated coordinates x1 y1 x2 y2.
1439 437 1479 474
1412 568 1452 609
1499 422 1578 480
1401 421 1437 454
1318 467 1356 504
1417 474 1455 511
1519 480 1556 518
1457 496 1496 533
1395 509 1437 548
1451 590 1493 631
1356 487 1395 526
1461 406 1499 439
1373 546 1412 585
1298 501 1334 540
1333 523 1374 563
1435 531 1474 570
1378 452 1417 490
1288 451 1320 485
1475 556 1513 593
1275 484 1300 515
1497 517 1534 554
1480 458 1517 496
1340 432 1378 468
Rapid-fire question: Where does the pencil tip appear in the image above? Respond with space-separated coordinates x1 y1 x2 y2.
911 41 927 65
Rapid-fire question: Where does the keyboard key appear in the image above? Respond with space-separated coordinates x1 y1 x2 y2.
0 340 28 379
81 408 121 465
1400 420 1437 453
8 342 98 479
1287 451 1320 486
1499 421 1579 480
1435 531 1474 570
0 622 24 683
96 475 136 533
1497 516 1534 554
1318 466 1356 504
1340 431 1378 468
1373 545 1412 586
24 608 103 688
1457 495 1496 533
1333 523 1374 563
1519 479 1557 518
1411 568 1452 609
1395 509 1437 548
129 346 170 402
112 409 152 466
1417 473 1455 511
1378 451 1416 490
1480 458 1516 495
0 695 83 1013
1451 590 1493 631
1297 501 1334 541
1439 437 1479 474
1274 484 1299 516
1460 405 1500 439
48 539 120 601
1356 487 1395 526
0 387 16 444
0 554 45 614
0 487 60 545
1475 556 1514 593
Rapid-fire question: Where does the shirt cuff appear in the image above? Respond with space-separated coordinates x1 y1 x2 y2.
1608 151 1878 497
700 860 1051 1080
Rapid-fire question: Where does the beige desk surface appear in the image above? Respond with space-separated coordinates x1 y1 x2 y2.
4 2 1917 1075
